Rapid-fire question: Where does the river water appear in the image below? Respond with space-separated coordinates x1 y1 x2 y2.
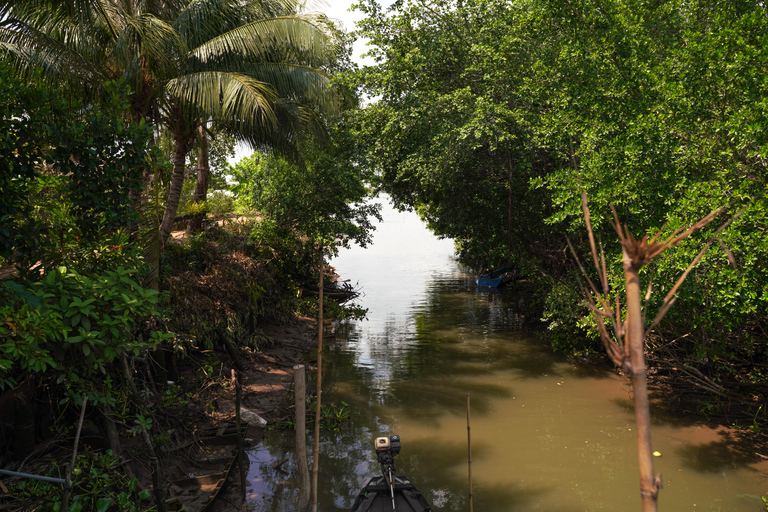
245 198 767 512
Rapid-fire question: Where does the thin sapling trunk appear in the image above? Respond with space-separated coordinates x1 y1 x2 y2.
570 192 735 512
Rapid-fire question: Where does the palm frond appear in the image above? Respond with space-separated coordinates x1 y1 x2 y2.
2 0 109 30
192 59 335 113
0 29 108 96
215 96 326 153
112 13 182 91
190 16 335 70
242 0 302 19
174 0 240 49
165 70 279 128
141 0 190 21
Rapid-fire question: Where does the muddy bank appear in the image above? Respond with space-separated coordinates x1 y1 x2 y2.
0 219 331 512
199 317 320 512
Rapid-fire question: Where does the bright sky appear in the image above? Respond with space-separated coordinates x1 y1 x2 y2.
315 0 374 66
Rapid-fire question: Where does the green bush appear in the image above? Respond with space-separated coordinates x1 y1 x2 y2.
3 449 153 512
541 277 601 357
0 65 154 277
0 264 169 403
207 191 235 215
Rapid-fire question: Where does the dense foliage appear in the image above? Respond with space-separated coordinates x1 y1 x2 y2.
350 0 768 361
0 65 167 398
0 1 371 507
231 126 381 259
2 0 342 245
0 264 166 399
0 67 152 277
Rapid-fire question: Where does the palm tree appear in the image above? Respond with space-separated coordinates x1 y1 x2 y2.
1 0 339 245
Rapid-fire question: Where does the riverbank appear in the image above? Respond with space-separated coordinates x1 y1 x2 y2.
3 210 766 512
137 222 330 511
0 217 335 511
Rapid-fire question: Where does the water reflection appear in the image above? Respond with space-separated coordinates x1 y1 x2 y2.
245 198 768 512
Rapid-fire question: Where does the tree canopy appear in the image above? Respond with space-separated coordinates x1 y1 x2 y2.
349 0 768 355
1 0 344 244
231 116 381 258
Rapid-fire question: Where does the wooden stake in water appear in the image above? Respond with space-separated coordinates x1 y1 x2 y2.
234 369 245 501
467 393 473 512
311 251 324 512
295 365 311 511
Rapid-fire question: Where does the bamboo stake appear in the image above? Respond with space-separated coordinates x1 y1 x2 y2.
63 396 88 512
467 393 473 512
295 365 311 511
311 250 324 512
234 369 245 502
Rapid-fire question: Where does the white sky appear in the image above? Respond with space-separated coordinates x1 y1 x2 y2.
314 0 374 65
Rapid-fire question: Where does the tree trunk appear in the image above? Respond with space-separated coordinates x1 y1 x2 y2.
623 251 659 512
507 162 513 266
187 124 210 234
159 135 191 247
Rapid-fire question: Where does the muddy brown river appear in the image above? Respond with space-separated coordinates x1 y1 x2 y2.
245 198 768 512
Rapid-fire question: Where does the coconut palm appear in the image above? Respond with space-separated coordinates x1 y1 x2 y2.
1 0 339 245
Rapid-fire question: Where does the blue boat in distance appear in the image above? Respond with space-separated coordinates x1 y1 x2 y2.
476 266 517 288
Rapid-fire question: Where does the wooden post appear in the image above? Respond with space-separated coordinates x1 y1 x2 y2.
467 393 473 512
311 250 324 512
295 365 311 511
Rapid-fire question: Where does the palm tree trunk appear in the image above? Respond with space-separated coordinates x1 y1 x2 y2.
187 123 210 234
159 136 191 246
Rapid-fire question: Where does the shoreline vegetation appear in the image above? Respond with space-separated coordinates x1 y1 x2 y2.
2 0 768 509
0 215 359 512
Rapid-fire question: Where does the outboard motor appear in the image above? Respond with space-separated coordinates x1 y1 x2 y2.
375 435 402 511
350 434 434 512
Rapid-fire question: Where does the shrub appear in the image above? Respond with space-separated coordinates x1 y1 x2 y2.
0 263 169 403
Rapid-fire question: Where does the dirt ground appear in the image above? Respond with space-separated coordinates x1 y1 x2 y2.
210 317 318 425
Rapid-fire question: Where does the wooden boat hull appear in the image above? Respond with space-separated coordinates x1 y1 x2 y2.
350 475 434 512
165 423 246 512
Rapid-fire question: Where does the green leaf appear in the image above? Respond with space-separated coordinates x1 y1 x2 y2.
96 498 112 512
